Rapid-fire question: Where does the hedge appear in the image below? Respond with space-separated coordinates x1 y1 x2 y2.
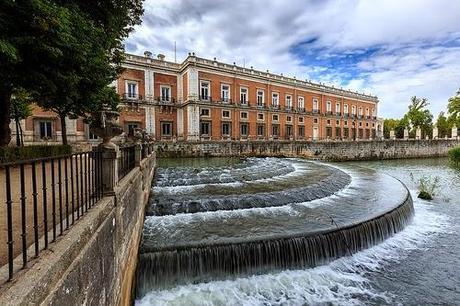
448 146 460 167
0 145 72 164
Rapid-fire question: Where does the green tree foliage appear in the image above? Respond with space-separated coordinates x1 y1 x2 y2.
0 0 144 145
448 147 460 167
10 88 33 146
402 96 433 138
436 112 449 138
447 90 460 117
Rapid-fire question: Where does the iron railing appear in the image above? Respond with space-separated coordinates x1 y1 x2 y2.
118 145 136 180
0 151 103 281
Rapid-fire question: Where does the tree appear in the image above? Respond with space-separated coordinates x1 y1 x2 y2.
436 112 449 138
447 89 460 117
403 96 433 138
10 88 32 146
0 0 144 145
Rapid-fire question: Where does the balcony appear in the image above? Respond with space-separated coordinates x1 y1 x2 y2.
285 106 293 112
312 109 319 114
335 112 342 116
357 115 363 119
221 97 232 104
257 103 265 109
343 113 349 118
154 96 176 104
122 93 144 102
326 111 333 116
270 104 280 110
238 101 250 107
200 95 212 102
298 108 306 113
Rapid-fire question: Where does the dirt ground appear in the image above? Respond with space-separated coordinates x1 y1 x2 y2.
0 155 99 271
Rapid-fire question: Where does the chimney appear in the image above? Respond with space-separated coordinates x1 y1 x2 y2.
157 54 165 61
144 51 152 58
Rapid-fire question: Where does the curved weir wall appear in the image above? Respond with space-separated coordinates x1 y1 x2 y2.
135 158 414 298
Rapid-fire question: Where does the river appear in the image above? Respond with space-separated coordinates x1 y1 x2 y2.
136 157 459 306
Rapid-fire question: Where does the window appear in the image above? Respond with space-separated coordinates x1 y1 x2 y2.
313 99 319 111
344 120 348 126
344 104 349 114
298 96 305 109
257 124 265 136
299 117 304 123
240 123 249 136
200 81 210 100
257 113 264 120
200 108 210 116
286 95 292 109
366 108 370 117
352 105 357 115
336 102 341 113
240 111 248 119
126 81 138 98
372 108 376 116
358 107 363 116
222 110 231 118
161 122 172 136
298 126 305 137
257 90 264 106
160 86 170 102
286 116 292 122
221 84 230 102
272 93 279 107
272 114 279 121
326 100 332 112
39 121 52 139
127 123 138 136
240 87 248 104
366 122 369 127
222 122 231 136
200 121 211 135
88 132 98 140
313 118 318 124
359 122 363 127
272 124 279 136
327 119 331 125
286 125 293 137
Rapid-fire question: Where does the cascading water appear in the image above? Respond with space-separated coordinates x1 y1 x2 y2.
135 158 414 300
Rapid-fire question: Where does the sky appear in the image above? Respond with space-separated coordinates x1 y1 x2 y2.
124 0 460 119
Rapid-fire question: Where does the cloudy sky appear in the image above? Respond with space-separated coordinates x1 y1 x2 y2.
124 0 460 118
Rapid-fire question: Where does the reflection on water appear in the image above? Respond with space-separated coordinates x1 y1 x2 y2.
136 158 460 306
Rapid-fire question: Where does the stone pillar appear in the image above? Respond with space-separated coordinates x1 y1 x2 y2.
99 145 119 196
415 127 421 140
135 143 142 166
432 126 438 139
390 130 395 140
452 125 458 139
403 128 409 140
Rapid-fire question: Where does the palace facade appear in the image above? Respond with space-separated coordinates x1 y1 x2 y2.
10 52 382 145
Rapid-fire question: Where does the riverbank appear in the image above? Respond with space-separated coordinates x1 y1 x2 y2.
153 139 459 161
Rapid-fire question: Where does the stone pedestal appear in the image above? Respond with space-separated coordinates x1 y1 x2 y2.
452 125 458 139
415 128 421 140
403 128 409 140
390 130 395 140
432 127 438 139
99 146 119 196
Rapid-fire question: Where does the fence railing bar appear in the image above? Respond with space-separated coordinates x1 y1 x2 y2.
51 158 56 242
64 157 70 230
58 158 63 236
5 165 13 281
19 163 27 268
31 161 39 257
75 155 80 220
41 160 48 249
70 156 75 224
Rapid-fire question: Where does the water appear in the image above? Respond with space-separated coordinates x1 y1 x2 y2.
136 158 460 305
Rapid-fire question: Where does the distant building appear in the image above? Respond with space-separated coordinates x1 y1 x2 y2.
11 52 381 145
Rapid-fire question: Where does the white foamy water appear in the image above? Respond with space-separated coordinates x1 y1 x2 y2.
136 197 449 306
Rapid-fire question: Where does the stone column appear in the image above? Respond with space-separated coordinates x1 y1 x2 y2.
390 130 395 140
403 128 409 140
452 125 458 139
99 146 119 196
432 126 438 139
415 127 421 140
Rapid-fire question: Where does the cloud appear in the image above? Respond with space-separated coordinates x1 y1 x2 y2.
125 0 460 118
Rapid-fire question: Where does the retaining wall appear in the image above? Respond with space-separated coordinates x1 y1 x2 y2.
154 139 460 161
0 153 156 306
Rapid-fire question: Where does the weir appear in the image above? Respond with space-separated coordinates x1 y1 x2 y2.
135 158 414 299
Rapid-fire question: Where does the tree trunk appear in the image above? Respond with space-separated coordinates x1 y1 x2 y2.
0 86 13 146
60 114 68 145
15 117 21 147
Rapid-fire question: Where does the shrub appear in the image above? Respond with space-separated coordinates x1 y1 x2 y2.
448 147 460 167
410 173 440 200
0 145 72 163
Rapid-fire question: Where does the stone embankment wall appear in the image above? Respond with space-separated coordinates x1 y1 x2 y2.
154 139 460 161
0 153 156 306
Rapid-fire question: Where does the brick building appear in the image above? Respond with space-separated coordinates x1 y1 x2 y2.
11 52 382 145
